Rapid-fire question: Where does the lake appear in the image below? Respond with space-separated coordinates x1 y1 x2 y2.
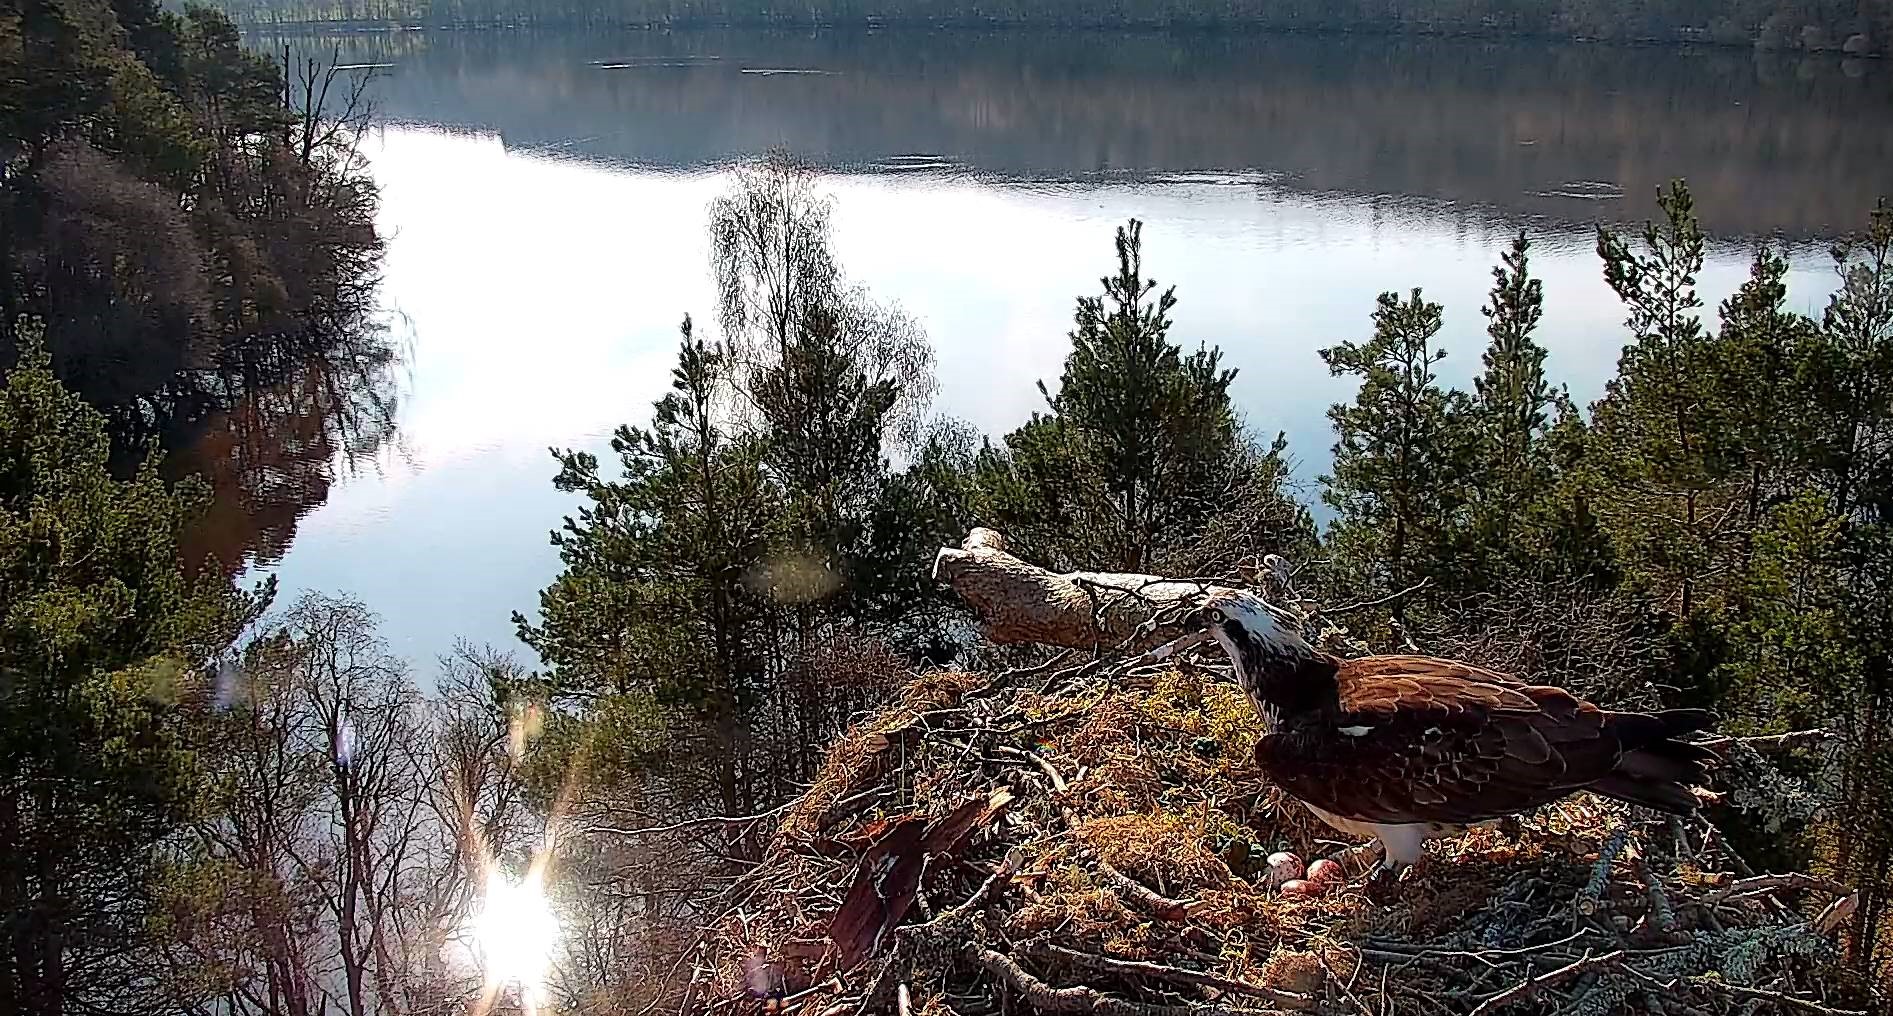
222 28 1893 670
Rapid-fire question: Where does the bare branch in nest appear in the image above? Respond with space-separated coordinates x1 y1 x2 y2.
1686 979 1867 1016
1465 949 1626 1016
1695 729 1834 755
1704 871 1854 904
1020 942 1314 1011
933 528 1232 650
1814 891 1858 936
1322 578 1433 617
1094 859 1192 922
911 848 1024 936
966 947 1285 1016
996 745 1070 794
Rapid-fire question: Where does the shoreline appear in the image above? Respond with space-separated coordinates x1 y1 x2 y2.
237 20 1884 58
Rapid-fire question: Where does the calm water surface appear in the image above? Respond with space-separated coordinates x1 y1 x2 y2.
223 29 1893 669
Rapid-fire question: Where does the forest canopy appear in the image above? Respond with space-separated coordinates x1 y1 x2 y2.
0 0 387 452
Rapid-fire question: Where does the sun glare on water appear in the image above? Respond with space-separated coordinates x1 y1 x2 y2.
471 871 560 1009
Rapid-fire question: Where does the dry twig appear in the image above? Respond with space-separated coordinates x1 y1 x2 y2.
1465 950 1625 1016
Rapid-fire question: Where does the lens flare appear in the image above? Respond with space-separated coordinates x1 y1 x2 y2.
471 870 559 1005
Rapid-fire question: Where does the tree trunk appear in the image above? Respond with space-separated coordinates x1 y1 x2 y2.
932 528 1231 650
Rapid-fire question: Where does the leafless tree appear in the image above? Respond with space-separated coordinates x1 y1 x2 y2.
286 44 377 182
707 153 936 451
153 595 451 1016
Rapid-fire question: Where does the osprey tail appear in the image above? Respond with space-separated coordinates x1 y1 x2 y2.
1593 707 1719 814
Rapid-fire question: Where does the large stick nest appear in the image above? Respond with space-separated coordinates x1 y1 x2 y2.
679 533 1870 1016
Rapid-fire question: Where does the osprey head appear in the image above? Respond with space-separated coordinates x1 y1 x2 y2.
1140 590 1318 724
1143 590 1313 675
1197 588 1315 677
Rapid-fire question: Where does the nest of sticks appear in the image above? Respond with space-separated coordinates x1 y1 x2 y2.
676 533 1871 1016
680 659 1864 1016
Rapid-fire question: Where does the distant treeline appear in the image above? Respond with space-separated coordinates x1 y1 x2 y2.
305 28 1893 238
204 0 1893 53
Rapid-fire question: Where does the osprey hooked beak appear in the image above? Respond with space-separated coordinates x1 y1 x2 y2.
1134 591 1307 669
1134 601 1223 666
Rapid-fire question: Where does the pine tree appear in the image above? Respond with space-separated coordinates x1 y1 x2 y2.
1800 201 1893 971
1468 232 1556 561
1713 245 1822 532
980 219 1249 572
0 325 259 1015
1809 199 1893 520
1586 180 1724 617
517 318 782 815
1321 287 1473 610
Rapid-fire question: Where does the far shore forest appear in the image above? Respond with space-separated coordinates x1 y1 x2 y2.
203 0 1893 57
1 2 1891 1014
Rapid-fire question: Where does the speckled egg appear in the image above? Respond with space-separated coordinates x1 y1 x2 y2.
1306 858 1345 884
1264 851 1303 887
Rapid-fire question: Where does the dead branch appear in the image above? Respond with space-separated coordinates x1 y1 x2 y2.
966 947 1269 1016
1322 579 1433 617
1696 729 1834 755
1094 860 1190 922
1705 872 1853 904
1687 979 1866 1016
1022 943 1313 1011
1465 950 1626 1016
933 529 1231 650
912 848 1023 935
995 745 1070 793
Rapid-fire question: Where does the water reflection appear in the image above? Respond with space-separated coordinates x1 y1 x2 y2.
273 29 1893 237
223 28 1892 665
232 125 1851 667
176 334 402 581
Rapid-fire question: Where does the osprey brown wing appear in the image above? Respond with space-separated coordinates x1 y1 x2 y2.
1254 657 1626 826
1344 654 1533 689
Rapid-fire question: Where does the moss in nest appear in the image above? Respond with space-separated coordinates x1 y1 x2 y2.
1100 920 1173 959
1199 684 1264 760
1085 757 1164 814
1055 694 1148 769
1076 812 1231 891
899 668 990 707
1133 669 1262 776
1008 866 1136 939
1259 949 1324 994
1189 886 1267 929
1137 670 1213 735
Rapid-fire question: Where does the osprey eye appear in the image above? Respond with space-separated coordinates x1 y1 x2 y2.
1203 606 1226 625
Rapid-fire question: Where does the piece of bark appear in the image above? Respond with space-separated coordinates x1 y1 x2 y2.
932 529 1231 650
827 790 1014 970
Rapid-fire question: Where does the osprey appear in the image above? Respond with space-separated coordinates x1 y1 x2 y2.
1150 589 1717 878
